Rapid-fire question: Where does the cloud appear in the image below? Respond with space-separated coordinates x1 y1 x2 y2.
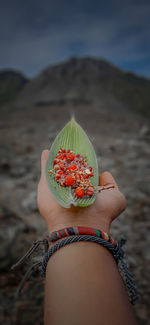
0 0 150 76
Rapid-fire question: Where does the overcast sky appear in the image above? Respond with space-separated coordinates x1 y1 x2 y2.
0 0 150 77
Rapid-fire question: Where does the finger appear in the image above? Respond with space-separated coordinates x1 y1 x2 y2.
99 171 119 189
41 149 49 178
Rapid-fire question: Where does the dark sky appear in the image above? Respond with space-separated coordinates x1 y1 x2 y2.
0 0 150 77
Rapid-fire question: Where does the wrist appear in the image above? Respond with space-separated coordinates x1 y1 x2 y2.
46 211 111 235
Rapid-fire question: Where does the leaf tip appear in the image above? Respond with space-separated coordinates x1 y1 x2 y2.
70 115 77 124
71 114 76 121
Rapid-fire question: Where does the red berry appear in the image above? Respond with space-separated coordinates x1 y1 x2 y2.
82 172 90 179
66 153 76 160
58 170 63 175
68 164 77 171
54 164 60 170
75 187 85 197
86 187 94 196
75 172 82 180
65 175 75 186
54 158 59 165
56 170 63 180
59 162 65 170
60 180 65 186
62 148 66 153
58 154 64 160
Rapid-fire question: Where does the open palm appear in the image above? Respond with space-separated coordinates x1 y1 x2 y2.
37 150 126 234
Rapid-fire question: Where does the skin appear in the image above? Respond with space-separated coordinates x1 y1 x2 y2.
37 150 137 325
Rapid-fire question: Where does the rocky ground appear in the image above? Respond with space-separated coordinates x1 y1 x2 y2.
0 102 150 324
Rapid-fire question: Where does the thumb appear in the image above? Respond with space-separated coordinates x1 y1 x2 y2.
40 149 50 180
99 171 119 190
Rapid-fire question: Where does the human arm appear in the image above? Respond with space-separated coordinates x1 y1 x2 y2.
37 150 137 325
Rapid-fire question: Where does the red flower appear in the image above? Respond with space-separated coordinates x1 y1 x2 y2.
65 175 75 186
68 164 77 171
75 187 85 197
66 153 76 160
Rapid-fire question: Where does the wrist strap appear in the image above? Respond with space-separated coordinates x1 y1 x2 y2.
42 235 137 305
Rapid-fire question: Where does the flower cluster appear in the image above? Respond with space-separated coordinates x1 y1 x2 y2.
48 147 95 197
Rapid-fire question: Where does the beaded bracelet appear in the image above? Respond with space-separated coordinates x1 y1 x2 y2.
42 235 138 305
47 226 117 246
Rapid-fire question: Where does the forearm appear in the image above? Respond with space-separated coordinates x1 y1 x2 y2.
44 242 137 325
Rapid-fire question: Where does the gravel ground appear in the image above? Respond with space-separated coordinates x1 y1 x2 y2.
0 103 150 324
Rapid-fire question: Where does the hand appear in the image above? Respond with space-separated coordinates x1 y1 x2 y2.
37 150 126 234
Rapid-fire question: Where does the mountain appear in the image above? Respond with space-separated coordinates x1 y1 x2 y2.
1 57 150 116
0 69 28 106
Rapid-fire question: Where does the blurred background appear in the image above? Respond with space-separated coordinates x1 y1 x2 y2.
0 0 150 324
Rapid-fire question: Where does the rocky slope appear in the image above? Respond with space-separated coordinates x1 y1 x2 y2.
0 70 28 105
13 57 150 116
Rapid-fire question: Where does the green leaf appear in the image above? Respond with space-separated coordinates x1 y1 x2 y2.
46 117 99 208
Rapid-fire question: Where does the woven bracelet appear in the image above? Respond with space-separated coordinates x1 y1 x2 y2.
11 229 138 304
42 234 137 305
47 226 117 246
10 227 115 273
